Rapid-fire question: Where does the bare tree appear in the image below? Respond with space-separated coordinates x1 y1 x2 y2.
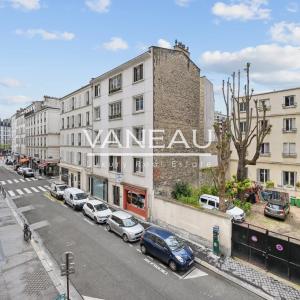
225 63 271 182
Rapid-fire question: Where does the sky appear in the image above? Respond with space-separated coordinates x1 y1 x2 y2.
0 0 300 118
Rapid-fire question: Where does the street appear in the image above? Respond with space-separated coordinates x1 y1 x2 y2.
0 165 261 300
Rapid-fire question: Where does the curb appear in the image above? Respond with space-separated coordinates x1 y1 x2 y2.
194 258 274 300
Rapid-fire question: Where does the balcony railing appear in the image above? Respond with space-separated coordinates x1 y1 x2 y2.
258 105 271 111
282 152 297 158
109 113 122 120
282 128 297 133
282 103 297 109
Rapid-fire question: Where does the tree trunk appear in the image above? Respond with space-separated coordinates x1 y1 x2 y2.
236 156 247 182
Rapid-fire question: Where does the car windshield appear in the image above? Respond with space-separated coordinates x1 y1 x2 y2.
74 193 87 200
57 185 67 191
94 203 108 211
26 169 33 172
165 235 184 251
227 202 235 210
122 217 138 227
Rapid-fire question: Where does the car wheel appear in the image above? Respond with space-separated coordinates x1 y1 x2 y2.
64 199 67 205
169 260 177 272
106 223 111 232
122 234 129 243
82 209 86 216
140 244 147 254
94 217 98 224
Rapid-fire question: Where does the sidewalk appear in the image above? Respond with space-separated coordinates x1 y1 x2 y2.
0 200 59 300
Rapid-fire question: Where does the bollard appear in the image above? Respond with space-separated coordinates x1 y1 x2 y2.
213 225 220 256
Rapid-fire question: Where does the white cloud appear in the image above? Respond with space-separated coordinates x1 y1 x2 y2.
85 0 110 13
10 0 40 10
15 29 75 41
1 95 32 104
270 22 300 45
287 2 298 13
0 78 22 88
157 38 172 49
201 44 300 87
103 37 128 51
212 0 271 21
175 0 191 7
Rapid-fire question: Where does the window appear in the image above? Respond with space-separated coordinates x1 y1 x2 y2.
67 117 70 128
283 143 296 157
113 186 120 206
71 97 75 110
260 120 269 131
108 128 121 145
133 95 144 113
282 171 296 186
260 143 270 155
77 152 82 165
208 200 216 208
109 74 122 94
127 191 145 209
239 121 246 133
133 126 144 143
284 95 295 107
94 155 101 166
133 157 144 174
133 64 143 82
109 156 121 173
109 101 122 120
283 118 296 132
77 114 82 127
258 169 269 183
71 116 75 128
62 102 64 113
78 133 81 146
94 84 100 98
85 91 90 105
259 99 270 110
62 118 64 129
71 133 74 146
239 102 247 112
94 106 101 120
86 112 90 126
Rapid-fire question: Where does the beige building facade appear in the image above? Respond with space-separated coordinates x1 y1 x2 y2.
230 87 300 197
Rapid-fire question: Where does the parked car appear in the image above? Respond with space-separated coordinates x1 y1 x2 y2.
106 211 144 242
5 159 13 165
17 166 27 175
199 194 245 222
50 182 68 200
14 164 21 171
264 198 290 220
140 226 194 272
63 188 89 210
83 200 112 224
23 168 34 178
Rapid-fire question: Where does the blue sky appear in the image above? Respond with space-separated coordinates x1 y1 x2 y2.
0 0 300 118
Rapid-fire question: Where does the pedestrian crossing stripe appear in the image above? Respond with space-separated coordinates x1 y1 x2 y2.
0 178 38 185
31 187 39 193
8 191 15 197
38 186 46 192
16 189 24 195
20 179 25 182
7 180 13 184
0 181 6 185
25 178 31 182
13 179 19 183
24 188 32 194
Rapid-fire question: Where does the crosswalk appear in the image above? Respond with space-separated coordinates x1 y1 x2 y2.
6 185 51 197
0 177 38 186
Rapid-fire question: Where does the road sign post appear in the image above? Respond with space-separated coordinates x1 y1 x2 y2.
60 252 75 300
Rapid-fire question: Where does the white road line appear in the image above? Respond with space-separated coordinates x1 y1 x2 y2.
13 179 19 183
38 186 47 192
8 190 15 197
0 181 6 185
25 178 31 182
83 218 95 226
7 180 13 184
16 189 24 195
31 187 39 193
136 248 142 253
32 178 38 181
183 268 208 280
24 188 32 194
44 185 51 190
20 179 25 182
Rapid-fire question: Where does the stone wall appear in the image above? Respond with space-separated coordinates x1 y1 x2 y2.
152 47 204 197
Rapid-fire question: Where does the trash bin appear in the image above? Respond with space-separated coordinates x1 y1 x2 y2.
290 196 296 206
296 198 300 208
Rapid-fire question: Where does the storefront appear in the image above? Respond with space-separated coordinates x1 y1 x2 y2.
38 160 59 177
61 168 69 184
89 176 108 202
123 184 147 219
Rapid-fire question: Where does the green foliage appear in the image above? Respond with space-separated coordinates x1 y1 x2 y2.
296 182 300 188
171 182 192 200
225 176 251 199
266 181 275 188
233 200 252 216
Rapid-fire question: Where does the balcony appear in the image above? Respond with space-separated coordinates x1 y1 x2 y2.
282 128 297 133
282 152 297 158
109 113 122 120
282 103 297 109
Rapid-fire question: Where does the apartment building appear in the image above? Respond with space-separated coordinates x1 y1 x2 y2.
59 84 93 190
0 118 11 149
59 42 209 220
230 87 300 196
11 108 27 157
25 96 61 174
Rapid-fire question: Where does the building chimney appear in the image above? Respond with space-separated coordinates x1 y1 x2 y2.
174 40 190 57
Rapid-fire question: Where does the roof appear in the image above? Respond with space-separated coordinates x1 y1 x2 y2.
253 86 300 97
87 199 105 206
66 187 85 193
146 226 173 239
112 210 132 219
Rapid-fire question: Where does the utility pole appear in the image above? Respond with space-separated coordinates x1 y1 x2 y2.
60 251 75 300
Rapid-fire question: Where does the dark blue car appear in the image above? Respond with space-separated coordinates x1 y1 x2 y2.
140 226 194 272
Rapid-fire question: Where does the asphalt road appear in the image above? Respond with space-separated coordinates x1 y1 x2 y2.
0 164 261 300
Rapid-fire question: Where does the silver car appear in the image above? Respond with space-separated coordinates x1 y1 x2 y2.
106 211 144 242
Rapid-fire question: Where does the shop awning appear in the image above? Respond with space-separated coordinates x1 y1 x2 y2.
19 158 29 163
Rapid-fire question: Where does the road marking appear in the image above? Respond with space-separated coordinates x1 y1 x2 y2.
136 248 141 253
13 179 19 183
20 179 25 182
32 178 38 181
7 180 13 184
128 244 133 247
83 218 95 226
8 190 15 196
31 187 39 193
16 189 24 195
38 186 46 192
25 178 31 182
30 220 50 230
44 185 51 190
144 257 168 276
0 181 6 185
183 268 208 280
83 296 105 300
24 188 32 194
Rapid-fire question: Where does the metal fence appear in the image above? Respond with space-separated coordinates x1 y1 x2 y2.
232 222 300 284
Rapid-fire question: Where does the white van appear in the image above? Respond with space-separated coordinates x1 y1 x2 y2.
63 187 89 210
199 194 245 222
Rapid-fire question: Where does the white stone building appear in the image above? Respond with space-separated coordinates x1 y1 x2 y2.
0 118 11 150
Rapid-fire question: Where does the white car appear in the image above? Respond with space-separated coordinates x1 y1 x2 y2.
199 194 245 222
83 200 112 224
63 187 89 210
